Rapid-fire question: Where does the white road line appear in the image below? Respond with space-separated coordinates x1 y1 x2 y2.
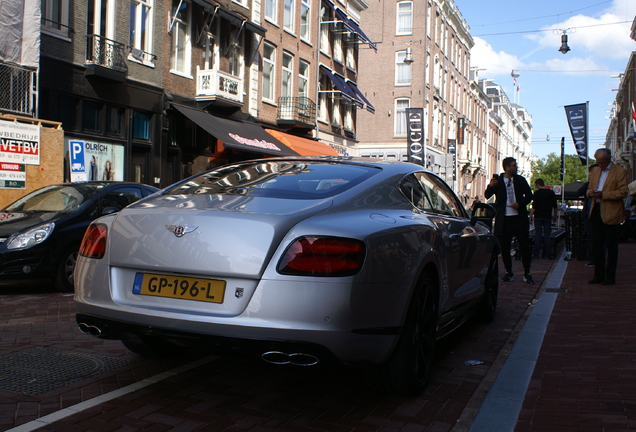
6 354 218 432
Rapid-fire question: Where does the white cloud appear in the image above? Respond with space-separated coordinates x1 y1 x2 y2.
527 56 609 75
470 37 524 76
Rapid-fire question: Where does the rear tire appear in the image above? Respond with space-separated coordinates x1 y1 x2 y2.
476 249 499 323
55 249 78 293
369 273 438 396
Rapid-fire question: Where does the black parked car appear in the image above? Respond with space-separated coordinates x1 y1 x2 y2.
0 182 158 291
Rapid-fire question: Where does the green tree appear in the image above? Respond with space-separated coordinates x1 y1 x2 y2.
531 153 590 188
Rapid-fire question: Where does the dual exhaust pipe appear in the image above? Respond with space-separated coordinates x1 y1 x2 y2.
261 350 320 366
78 322 320 366
78 321 106 337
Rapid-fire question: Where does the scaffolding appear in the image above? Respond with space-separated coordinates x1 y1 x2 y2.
0 62 37 117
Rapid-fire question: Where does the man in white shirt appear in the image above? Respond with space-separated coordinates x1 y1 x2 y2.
485 157 534 284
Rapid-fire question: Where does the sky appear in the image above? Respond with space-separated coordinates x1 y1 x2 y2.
453 0 636 161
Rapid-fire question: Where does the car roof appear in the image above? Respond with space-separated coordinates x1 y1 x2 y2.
240 156 433 175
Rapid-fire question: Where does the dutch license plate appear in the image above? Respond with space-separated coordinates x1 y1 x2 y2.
132 273 226 303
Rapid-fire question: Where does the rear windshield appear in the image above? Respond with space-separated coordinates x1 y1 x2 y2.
165 160 380 199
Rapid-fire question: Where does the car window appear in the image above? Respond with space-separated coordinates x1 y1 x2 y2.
101 187 143 210
399 173 466 218
165 161 380 200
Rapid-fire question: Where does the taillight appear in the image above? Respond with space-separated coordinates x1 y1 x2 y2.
79 224 108 259
278 236 365 276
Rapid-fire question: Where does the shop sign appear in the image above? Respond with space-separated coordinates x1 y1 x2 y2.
0 162 26 189
0 120 40 165
405 107 425 166
65 139 125 182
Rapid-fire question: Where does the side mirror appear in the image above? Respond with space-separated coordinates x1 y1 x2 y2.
102 206 120 216
470 203 497 230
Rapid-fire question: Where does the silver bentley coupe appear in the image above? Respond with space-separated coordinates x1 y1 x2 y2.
74 157 498 395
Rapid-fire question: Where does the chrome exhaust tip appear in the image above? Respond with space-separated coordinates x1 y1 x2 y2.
78 322 104 337
261 351 319 366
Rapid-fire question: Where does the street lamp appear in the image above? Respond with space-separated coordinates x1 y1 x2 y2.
403 46 414 64
557 29 572 54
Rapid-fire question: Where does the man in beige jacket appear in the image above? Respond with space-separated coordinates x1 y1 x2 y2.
587 148 628 285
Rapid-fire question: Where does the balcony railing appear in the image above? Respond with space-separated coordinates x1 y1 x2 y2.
196 67 244 105
0 62 36 116
277 97 316 128
85 34 128 73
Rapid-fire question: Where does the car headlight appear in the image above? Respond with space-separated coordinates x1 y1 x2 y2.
6 222 55 250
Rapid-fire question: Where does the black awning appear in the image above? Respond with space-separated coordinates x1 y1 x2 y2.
217 8 266 36
319 66 363 107
346 81 375 113
172 104 299 156
334 9 376 51
189 0 266 36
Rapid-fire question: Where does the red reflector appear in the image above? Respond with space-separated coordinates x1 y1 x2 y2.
79 224 108 259
278 236 365 276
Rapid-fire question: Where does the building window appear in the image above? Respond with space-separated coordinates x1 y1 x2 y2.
263 43 275 102
395 51 411 85
170 0 191 75
318 72 328 122
320 4 330 54
332 99 341 126
227 25 243 77
133 112 151 140
83 100 102 132
42 0 70 36
396 1 412 35
343 103 353 132
265 0 277 23
203 32 215 70
426 2 431 37
283 0 294 32
395 98 410 137
298 60 309 97
333 29 343 63
130 0 153 59
300 0 310 40
282 52 293 98
345 42 356 71
106 106 124 135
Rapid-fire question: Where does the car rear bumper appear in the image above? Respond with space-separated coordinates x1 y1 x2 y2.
74 304 400 365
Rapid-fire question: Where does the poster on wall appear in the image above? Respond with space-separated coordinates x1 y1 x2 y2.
0 162 26 189
0 120 40 165
65 139 124 182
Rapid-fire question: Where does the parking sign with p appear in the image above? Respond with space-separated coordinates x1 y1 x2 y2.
70 140 87 182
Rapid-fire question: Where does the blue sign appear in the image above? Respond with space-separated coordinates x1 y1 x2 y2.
70 141 85 173
69 140 88 182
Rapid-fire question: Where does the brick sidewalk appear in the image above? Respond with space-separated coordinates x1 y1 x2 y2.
516 240 636 431
0 247 558 432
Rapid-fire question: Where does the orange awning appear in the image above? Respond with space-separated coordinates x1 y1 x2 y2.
265 129 339 156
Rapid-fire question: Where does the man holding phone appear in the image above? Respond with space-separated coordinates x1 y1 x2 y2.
485 157 534 284
587 148 628 285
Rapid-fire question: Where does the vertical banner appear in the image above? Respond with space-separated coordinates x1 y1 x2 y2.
448 139 457 181
406 108 425 165
564 102 588 166
457 118 465 145
560 137 565 181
